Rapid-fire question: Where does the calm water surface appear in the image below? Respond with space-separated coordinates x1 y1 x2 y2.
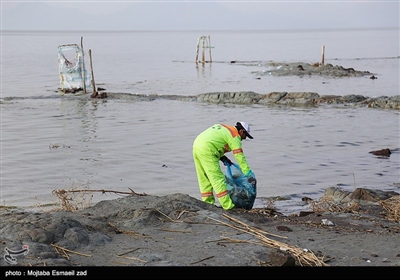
1 29 399 213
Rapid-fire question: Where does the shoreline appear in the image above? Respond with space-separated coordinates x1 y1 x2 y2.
3 91 400 111
1 187 399 268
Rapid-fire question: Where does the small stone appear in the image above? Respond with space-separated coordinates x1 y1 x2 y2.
276 225 292 232
269 250 296 266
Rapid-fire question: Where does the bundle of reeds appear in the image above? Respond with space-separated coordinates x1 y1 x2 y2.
380 195 400 223
211 214 328 266
310 196 360 213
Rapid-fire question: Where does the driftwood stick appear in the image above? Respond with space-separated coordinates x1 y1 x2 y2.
158 228 193 233
53 188 147 196
208 35 212 63
116 255 147 263
210 214 327 266
80 36 86 94
88 49 96 95
116 248 145 257
51 243 91 257
210 214 286 239
190 255 214 265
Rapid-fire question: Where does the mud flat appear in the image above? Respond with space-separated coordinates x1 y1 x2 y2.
1 187 399 272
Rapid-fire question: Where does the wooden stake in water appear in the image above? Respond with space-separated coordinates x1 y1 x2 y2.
81 36 86 94
195 35 213 64
208 35 212 63
88 49 96 95
202 37 205 64
321 45 325 65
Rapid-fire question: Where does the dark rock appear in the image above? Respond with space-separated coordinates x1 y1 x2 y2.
301 197 313 204
276 225 292 232
197 91 260 104
277 92 319 105
252 62 373 78
64 227 89 245
339 94 367 103
98 92 107 98
27 228 54 244
369 148 391 157
269 250 296 266
90 92 108 99
257 91 288 104
324 186 399 206
299 211 314 217
349 188 399 203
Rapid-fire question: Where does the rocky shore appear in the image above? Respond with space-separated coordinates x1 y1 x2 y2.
98 91 400 110
4 61 394 110
1 186 399 271
94 61 400 110
196 91 400 109
7 89 400 110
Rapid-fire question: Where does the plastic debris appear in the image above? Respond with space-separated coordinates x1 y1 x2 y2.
321 219 335 226
58 44 90 93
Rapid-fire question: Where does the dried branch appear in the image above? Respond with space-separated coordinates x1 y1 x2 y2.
209 214 328 267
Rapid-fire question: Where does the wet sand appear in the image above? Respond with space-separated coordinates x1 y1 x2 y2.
1 191 399 272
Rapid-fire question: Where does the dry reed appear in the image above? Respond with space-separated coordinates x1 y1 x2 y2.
51 183 147 212
310 196 360 213
380 195 400 223
51 243 91 260
210 214 328 266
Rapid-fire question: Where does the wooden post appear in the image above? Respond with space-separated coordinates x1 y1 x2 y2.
208 35 212 63
80 36 86 94
195 37 200 64
321 45 325 65
201 36 205 63
88 49 96 95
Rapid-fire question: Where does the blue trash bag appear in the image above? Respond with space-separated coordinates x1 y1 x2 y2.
225 163 257 210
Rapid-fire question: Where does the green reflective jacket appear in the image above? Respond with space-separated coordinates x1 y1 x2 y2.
193 123 252 176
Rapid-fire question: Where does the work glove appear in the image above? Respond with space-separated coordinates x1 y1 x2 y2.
220 156 232 166
247 177 257 185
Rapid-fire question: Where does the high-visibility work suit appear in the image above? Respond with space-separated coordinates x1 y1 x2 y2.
192 124 252 210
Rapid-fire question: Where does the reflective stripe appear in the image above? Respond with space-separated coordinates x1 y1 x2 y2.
201 192 213 197
232 148 243 154
221 124 239 138
216 190 229 198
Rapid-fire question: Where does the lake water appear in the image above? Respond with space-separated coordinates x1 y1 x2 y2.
1 28 399 214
